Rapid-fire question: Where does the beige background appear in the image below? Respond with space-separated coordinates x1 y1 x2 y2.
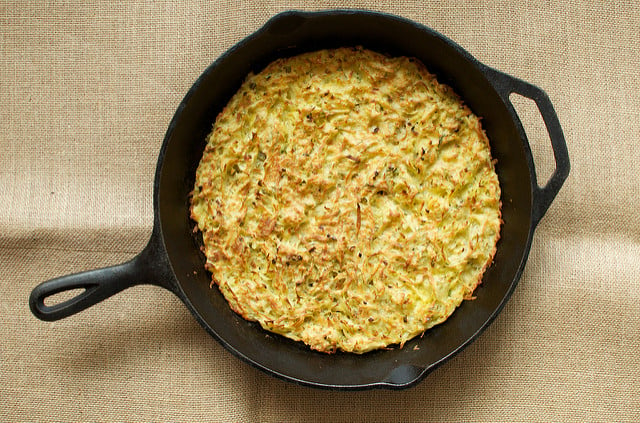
2 0 639 421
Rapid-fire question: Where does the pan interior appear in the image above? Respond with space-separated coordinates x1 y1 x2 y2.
157 11 533 388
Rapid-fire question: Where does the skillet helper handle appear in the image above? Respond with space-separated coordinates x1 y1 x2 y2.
484 67 570 226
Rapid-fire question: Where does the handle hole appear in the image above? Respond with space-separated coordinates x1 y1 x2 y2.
509 93 556 187
43 288 87 307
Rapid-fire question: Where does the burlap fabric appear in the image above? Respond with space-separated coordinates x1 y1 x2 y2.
2 1 639 421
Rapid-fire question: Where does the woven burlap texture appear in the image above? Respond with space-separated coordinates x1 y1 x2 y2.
2 1 639 421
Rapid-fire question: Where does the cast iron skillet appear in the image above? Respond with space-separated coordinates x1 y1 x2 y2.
29 10 569 390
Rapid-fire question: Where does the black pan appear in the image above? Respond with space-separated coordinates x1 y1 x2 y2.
29 10 569 390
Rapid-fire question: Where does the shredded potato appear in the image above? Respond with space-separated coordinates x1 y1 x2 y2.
190 47 501 353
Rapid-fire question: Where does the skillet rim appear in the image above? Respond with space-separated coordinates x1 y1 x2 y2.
153 9 550 390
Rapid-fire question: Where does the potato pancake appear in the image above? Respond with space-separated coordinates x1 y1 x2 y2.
190 47 501 353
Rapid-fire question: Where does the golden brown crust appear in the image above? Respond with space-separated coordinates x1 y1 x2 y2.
190 47 502 353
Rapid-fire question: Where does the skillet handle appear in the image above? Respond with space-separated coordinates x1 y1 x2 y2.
29 231 174 321
484 67 570 226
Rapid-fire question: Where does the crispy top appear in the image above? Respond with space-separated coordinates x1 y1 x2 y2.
190 47 501 353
